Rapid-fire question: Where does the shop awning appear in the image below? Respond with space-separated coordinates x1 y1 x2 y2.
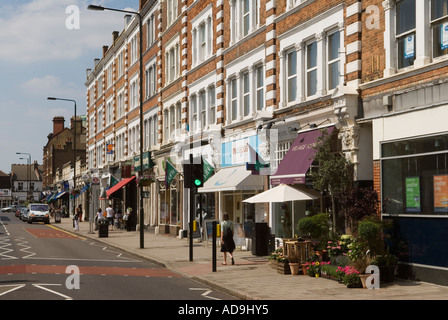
106 176 136 199
198 165 263 193
55 191 66 199
270 126 334 185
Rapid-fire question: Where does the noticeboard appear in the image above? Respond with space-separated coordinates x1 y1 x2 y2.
405 176 421 213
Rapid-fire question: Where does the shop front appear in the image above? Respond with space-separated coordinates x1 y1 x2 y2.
373 104 448 284
269 127 332 238
199 164 264 246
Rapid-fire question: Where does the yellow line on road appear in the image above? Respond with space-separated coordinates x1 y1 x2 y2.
47 224 86 240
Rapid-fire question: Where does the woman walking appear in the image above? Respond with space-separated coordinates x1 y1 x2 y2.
73 207 80 232
220 213 235 265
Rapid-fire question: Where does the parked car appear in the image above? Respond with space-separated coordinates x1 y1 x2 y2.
1 205 17 212
15 206 26 218
27 203 50 224
20 208 29 221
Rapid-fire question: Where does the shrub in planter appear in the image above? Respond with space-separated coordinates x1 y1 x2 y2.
297 212 329 239
342 272 362 288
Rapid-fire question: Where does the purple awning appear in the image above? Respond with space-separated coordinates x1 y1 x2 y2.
270 126 334 185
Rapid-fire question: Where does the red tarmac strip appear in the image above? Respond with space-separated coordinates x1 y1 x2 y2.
0 265 180 277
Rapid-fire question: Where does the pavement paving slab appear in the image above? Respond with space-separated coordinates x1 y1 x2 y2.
53 218 448 301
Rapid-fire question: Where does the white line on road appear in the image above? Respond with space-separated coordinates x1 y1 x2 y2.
32 284 73 300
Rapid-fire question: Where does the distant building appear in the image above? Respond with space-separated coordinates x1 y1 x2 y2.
42 115 87 214
10 162 43 204
0 170 12 208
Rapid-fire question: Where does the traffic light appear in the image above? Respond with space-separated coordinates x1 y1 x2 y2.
192 157 204 188
183 157 203 188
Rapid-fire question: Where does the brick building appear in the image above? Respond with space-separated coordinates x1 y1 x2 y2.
42 115 87 214
358 0 448 284
85 0 370 238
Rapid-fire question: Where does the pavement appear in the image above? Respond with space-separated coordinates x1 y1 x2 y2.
54 217 448 300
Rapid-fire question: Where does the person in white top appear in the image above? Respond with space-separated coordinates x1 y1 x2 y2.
106 204 115 231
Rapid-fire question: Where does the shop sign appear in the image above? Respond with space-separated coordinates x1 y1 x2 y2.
404 34 415 59
133 155 141 172
405 176 420 213
221 135 260 167
142 151 155 171
434 175 448 213
441 23 448 51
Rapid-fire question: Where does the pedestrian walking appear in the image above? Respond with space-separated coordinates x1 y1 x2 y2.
78 204 83 222
95 207 102 231
220 213 235 265
73 207 80 232
106 203 115 231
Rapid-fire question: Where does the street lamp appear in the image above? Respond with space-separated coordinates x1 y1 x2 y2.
16 152 31 202
88 4 145 249
47 97 77 219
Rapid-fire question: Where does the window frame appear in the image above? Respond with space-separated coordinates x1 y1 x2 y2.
286 48 297 103
327 29 341 91
305 40 318 97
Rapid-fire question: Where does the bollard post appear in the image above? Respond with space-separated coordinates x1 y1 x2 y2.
212 220 217 272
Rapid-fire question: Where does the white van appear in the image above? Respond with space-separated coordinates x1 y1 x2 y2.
27 203 50 224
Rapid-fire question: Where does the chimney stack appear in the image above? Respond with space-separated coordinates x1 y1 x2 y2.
103 45 109 58
53 116 65 135
113 31 119 43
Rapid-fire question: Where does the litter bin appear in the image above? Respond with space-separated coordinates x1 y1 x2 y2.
98 218 109 238
54 211 61 223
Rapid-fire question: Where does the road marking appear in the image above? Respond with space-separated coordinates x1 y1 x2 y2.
189 288 221 300
0 237 19 260
32 284 73 300
0 284 25 297
0 217 10 236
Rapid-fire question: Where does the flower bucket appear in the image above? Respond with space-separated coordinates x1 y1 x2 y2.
289 262 300 275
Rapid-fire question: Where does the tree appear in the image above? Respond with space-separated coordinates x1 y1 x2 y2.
339 187 379 233
310 130 353 235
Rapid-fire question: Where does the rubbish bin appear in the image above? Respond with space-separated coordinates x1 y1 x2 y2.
54 211 61 223
251 222 269 256
98 219 109 238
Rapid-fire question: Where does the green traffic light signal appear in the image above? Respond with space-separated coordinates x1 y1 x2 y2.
194 179 202 186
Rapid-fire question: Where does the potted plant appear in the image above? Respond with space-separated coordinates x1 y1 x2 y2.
371 249 398 283
307 261 321 277
288 255 300 275
342 271 362 288
347 237 372 288
277 255 290 275
268 248 283 269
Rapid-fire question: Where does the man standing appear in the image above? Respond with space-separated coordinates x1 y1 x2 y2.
106 203 115 231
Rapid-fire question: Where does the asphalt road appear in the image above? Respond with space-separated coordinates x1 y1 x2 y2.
0 210 237 301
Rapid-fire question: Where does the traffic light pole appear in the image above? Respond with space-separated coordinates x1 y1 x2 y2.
189 186 194 261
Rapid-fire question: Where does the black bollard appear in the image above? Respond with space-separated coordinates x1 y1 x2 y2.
212 220 217 272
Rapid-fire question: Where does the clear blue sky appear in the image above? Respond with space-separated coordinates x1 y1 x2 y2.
0 0 138 174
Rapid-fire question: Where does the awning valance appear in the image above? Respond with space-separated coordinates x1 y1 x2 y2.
55 191 66 199
198 165 263 193
106 176 136 199
270 126 334 185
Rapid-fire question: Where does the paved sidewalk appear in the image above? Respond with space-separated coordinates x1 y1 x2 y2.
56 218 448 300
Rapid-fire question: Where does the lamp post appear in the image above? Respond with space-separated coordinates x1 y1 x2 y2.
16 152 31 202
88 4 145 249
47 97 77 219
